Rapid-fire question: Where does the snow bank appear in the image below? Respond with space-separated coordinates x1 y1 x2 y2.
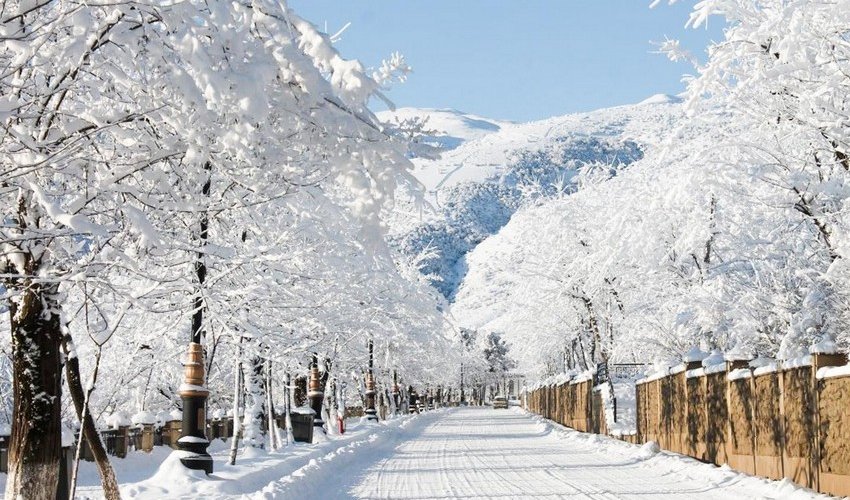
597 381 637 437
114 411 435 499
521 408 827 500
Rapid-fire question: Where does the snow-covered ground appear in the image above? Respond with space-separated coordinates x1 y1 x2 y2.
0 416 424 500
32 407 832 499
312 407 828 499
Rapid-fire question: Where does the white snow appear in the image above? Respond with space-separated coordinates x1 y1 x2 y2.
783 354 813 369
377 107 509 152
177 383 209 393
724 345 754 362
599 381 637 437
105 412 131 429
810 335 838 355
262 407 826 499
704 363 728 375
637 363 687 384
389 97 683 206
702 349 725 368
638 93 684 105
177 436 209 444
131 411 157 426
816 364 850 380
0 408 829 499
684 346 709 363
292 406 316 415
727 368 753 381
61 424 75 447
752 363 780 377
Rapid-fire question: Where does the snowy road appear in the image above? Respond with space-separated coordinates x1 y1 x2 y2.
279 407 822 500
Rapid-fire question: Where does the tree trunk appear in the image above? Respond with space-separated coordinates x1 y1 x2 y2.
283 372 294 446
265 358 278 450
242 355 266 448
229 337 244 465
62 335 120 500
5 281 63 500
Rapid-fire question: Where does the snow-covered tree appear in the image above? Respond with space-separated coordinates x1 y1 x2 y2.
0 0 445 496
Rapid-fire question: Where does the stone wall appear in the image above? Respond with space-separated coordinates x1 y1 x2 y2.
526 352 850 497
818 373 850 497
525 378 601 435
632 353 849 497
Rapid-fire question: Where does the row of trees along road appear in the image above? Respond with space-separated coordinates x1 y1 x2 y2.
452 0 850 376
0 2 458 499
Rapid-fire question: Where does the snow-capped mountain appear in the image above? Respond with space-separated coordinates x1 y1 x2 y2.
388 94 688 300
401 94 684 198
377 107 510 152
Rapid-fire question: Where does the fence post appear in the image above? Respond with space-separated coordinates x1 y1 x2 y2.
164 417 182 449
811 351 848 493
117 425 130 458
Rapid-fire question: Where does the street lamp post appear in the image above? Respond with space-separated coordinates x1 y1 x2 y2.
364 338 379 422
178 162 213 474
391 370 400 417
177 341 213 473
460 363 465 404
308 353 325 432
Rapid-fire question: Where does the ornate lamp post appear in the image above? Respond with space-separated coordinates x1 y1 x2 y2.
178 161 213 473
391 370 400 417
364 338 379 422
308 353 325 431
460 363 465 405
177 342 213 473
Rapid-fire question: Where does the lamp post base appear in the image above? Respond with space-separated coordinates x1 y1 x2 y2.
178 392 213 474
179 450 214 474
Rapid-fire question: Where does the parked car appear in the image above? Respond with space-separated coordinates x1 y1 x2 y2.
492 395 508 409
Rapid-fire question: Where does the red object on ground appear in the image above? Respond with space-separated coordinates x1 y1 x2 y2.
338 416 345 434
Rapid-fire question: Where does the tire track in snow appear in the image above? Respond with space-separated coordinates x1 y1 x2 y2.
280 407 829 499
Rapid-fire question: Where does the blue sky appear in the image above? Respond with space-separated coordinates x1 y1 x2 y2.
289 1 724 122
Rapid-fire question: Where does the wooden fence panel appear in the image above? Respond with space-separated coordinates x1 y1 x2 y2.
686 376 706 460
818 374 850 497
782 367 816 489
727 376 756 474
705 372 729 466
526 353 848 498
753 372 784 480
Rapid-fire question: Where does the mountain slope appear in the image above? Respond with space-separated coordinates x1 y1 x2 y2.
387 95 688 300
377 108 511 152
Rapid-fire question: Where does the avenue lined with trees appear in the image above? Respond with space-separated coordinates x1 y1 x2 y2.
1 0 850 499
